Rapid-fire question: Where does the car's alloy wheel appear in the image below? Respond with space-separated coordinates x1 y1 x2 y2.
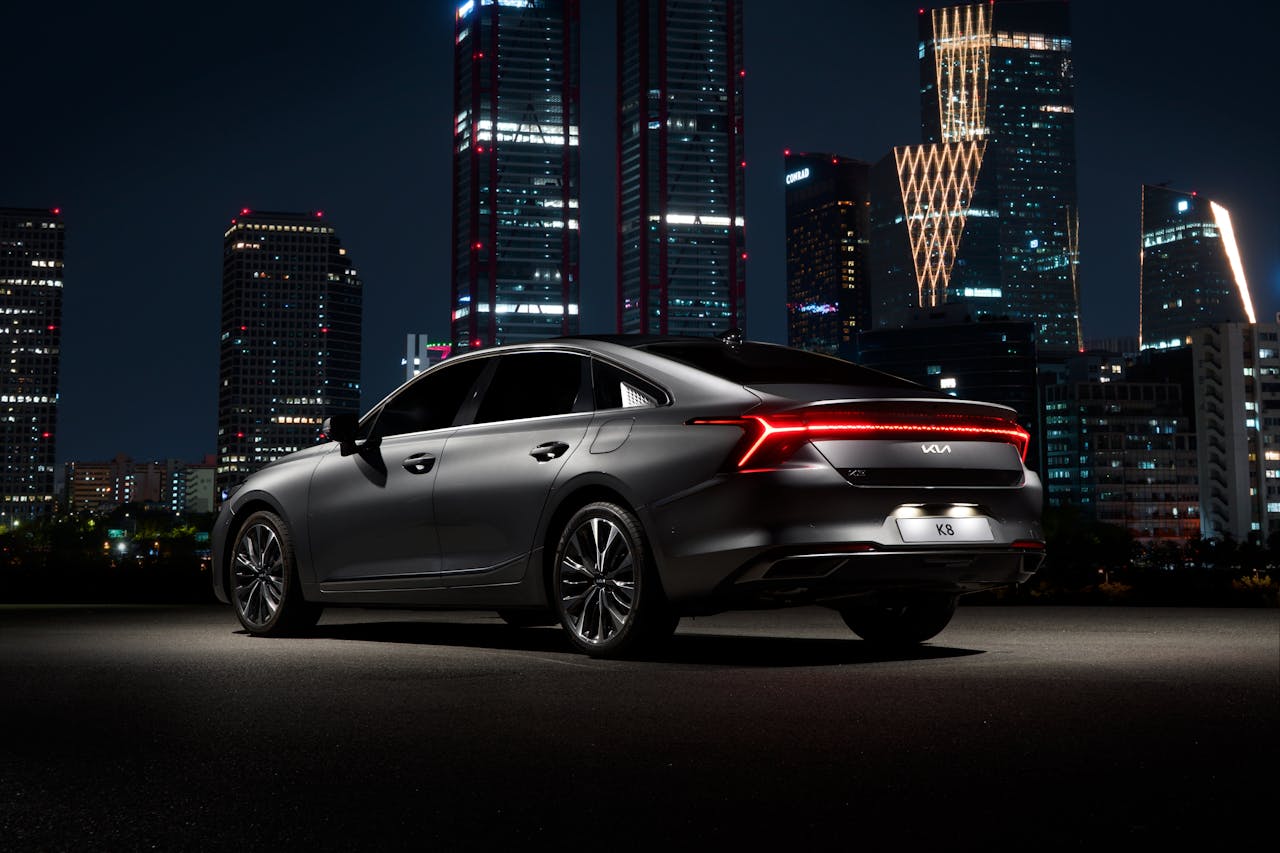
839 593 957 647
231 510 322 636
553 501 676 657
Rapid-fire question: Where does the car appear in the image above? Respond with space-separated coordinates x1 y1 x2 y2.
212 334 1044 657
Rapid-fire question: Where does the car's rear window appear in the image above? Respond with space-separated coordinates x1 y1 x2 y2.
636 342 920 389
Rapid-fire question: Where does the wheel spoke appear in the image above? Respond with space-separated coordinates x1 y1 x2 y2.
560 555 593 580
602 592 629 631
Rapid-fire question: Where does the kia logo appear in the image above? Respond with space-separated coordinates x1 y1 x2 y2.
921 444 952 454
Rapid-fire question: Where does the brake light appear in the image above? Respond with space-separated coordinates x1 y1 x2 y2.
692 410 1030 468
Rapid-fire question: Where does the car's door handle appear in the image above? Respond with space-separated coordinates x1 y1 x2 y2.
402 452 436 474
529 441 570 462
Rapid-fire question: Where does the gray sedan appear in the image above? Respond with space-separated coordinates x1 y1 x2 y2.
212 335 1043 657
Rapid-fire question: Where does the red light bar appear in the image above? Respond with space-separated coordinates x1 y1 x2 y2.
694 410 1030 469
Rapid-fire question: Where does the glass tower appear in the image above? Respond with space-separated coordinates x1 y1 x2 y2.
784 152 870 354
451 0 581 351
217 210 362 499
0 207 62 521
880 1 1082 351
617 0 746 336
1140 185 1255 351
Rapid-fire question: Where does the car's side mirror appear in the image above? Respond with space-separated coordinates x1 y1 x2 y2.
322 413 359 445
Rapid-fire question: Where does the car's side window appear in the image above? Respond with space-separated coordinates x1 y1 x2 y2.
371 357 489 438
593 359 665 410
473 352 591 424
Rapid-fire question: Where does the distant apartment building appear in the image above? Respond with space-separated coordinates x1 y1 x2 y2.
1192 322 1280 542
617 0 746 336
217 210 362 498
1140 185 1255 351
0 207 63 521
451 0 581 350
65 454 217 515
784 152 870 354
1043 349 1199 543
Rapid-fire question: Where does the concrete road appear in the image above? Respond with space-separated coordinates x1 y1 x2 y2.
1 604 1276 850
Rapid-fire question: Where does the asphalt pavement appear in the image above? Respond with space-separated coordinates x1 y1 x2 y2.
1 604 1276 850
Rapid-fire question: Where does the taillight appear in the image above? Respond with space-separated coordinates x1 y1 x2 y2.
691 409 1030 469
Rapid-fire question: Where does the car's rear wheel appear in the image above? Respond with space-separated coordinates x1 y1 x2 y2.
231 510 322 636
552 501 677 658
839 594 957 646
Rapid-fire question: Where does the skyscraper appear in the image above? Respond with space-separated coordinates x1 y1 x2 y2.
784 152 870 354
0 207 63 522
617 0 746 336
451 0 581 351
217 210 362 499
875 1 1081 351
1140 185 1255 351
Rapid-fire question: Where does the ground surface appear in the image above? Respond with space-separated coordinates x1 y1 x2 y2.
1 604 1276 849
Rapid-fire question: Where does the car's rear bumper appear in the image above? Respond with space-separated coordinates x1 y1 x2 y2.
645 462 1044 610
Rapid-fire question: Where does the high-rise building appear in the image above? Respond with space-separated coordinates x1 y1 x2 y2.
0 207 63 522
451 0 581 351
217 210 362 499
784 152 870 354
1192 322 1280 542
874 2 1081 351
1043 349 1200 543
617 0 746 336
1140 185 1255 351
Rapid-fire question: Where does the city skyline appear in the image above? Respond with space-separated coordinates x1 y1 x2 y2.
1 0 1273 467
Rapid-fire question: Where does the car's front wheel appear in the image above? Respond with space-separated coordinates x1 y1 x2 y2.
839 594 957 646
551 501 677 658
231 510 322 636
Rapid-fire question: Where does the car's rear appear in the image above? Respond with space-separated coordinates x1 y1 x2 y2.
626 340 1045 613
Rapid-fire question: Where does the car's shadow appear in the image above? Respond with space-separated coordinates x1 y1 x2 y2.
292 619 985 667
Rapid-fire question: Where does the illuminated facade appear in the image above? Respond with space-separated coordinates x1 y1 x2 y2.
1140 185 1255 351
0 207 62 521
784 152 869 354
618 0 746 335
876 2 1081 350
217 210 362 499
451 0 580 351
64 453 216 515
1044 349 1200 543
1192 322 1280 542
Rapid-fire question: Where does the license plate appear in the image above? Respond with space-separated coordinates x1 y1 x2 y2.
896 517 994 543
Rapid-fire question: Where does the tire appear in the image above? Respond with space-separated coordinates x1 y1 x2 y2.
230 510 322 636
839 594 958 647
497 609 557 628
551 501 678 658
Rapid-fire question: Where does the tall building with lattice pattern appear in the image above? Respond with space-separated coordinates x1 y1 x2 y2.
873 1 1081 352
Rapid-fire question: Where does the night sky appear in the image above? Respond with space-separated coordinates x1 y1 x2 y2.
2 1 1274 467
